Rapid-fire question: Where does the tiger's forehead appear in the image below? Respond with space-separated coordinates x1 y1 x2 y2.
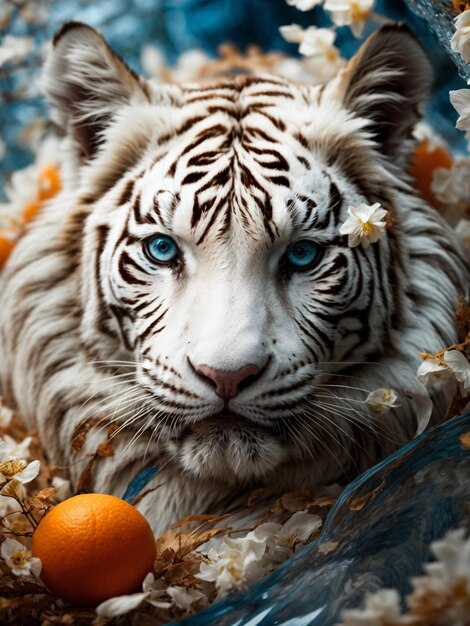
134 76 334 246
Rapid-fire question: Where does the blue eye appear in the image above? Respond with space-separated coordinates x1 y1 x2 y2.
286 240 320 270
145 235 179 264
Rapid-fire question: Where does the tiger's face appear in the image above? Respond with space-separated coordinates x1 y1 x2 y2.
100 143 348 480
43 22 435 482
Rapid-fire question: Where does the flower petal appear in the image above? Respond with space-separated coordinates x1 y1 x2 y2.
96 592 150 617
282 511 322 541
16 460 40 484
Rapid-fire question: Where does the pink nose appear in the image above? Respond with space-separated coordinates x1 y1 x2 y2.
195 364 260 399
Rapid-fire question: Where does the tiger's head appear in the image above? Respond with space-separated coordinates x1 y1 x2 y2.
40 22 455 485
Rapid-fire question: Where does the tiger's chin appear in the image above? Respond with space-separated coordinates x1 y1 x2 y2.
165 416 289 483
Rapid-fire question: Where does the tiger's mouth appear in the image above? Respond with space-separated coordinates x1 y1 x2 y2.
172 410 276 441
166 409 289 482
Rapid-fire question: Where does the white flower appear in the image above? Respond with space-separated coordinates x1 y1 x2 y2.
450 88 470 144
1 538 41 577
365 389 400 415
197 534 269 597
339 588 402 625
417 351 470 396
51 476 71 501
171 49 210 82
0 135 61 231
0 435 32 461
422 528 470 594
280 25 345 81
167 586 207 611
0 400 13 429
96 572 172 617
451 10 470 63
339 203 388 248
455 218 470 262
444 350 470 395
431 157 470 221
417 357 453 389
141 45 165 79
0 458 40 488
279 23 305 43
300 27 337 58
412 122 446 152
323 0 375 38
286 0 324 10
0 35 33 67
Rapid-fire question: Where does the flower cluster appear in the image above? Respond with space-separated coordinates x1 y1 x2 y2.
284 0 376 39
279 0 377 82
418 349 470 397
96 509 323 618
338 528 470 625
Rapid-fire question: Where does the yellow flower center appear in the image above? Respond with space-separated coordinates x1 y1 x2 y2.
351 1 369 20
11 549 28 568
325 49 338 62
361 221 374 236
0 459 26 479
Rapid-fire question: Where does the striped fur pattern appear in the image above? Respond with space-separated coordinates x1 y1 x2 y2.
0 23 467 531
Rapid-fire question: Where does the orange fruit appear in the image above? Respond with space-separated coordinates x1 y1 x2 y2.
31 494 156 607
0 229 18 269
409 139 453 207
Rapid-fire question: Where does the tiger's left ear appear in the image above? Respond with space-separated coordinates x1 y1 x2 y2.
42 22 149 160
339 24 432 157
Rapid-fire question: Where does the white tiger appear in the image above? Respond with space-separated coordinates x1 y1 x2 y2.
0 22 467 532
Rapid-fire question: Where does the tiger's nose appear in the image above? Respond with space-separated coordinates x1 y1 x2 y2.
195 363 260 399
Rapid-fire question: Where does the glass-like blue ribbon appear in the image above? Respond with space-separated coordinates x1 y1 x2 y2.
122 466 160 503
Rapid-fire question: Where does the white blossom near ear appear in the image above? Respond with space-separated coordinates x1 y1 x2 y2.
280 25 345 80
455 219 470 261
0 435 32 461
197 534 269 597
286 0 324 10
339 203 388 248
323 0 375 38
443 350 470 395
451 10 470 63
0 35 33 67
339 588 402 625
1 538 41 577
450 87 470 144
0 458 40 488
365 389 400 414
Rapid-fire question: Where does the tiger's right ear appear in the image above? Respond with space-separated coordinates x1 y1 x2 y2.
42 22 149 160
